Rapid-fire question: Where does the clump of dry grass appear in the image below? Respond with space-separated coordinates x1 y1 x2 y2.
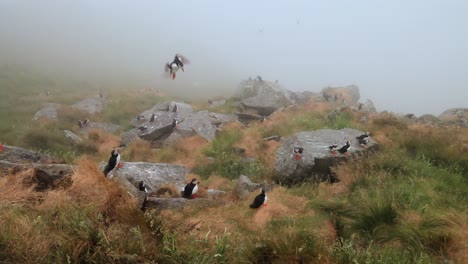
86 129 122 156
0 169 43 205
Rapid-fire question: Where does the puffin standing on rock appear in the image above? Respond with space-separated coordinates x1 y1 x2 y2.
165 54 190 80
103 149 121 177
337 141 351 156
293 147 304 160
250 188 268 208
356 132 370 148
328 144 339 156
183 178 199 199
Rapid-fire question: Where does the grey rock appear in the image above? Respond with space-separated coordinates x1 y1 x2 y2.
146 197 223 210
137 112 178 141
236 79 294 116
235 112 266 124
232 175 262 199
130 101 193 128
164 110 217 144
64 130 83 144
207 189 227 199
33 103 60 120
120 128 140 146
71 97 105 114
417 114 441 126
110 161 188 191
0 145 65 164
209 113 237 127
439 108 468 127
275 128 378 183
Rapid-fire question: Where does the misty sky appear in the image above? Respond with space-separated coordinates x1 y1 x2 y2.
1 0 467 115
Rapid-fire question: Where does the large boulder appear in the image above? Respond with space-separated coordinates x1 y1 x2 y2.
130 101 193 128
321 85 360 106
275 128 378 183
146 197 223 210
439 108 468 127
0 145 74 190
236 78 294 116
110 162 188 192
0 145 64 164
417 114 441 126
33 103 60 120
71 97 105 114
136 112 178 141
209 113 237 127
164 110 217 145
120 128 140 146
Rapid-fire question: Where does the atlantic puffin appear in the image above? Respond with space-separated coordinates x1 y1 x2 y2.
250 188 268 208
337 141 351 156
103 149 120 177
150 113 156 122
165 54 190 80
172 104 178 112
356 132 370 148
293 147 304 160
171 119 178 129
328 144 339 155
183 178 199 199
139 181 149 211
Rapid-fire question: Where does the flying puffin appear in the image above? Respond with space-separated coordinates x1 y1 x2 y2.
165 54 190 80
328 144 339 155
293 147 304 160
250 188 268 208
103 149 121 177
183 178 199 199
337 141 351 156
356 132 370 148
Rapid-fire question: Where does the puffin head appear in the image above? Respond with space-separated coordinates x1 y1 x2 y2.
191 178 198 185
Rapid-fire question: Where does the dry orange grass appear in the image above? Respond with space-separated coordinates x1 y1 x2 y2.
123 138 158 162
153 183 181 198
444 210 468 264
86 129 122 155
172 135 209 168
0 169 43 205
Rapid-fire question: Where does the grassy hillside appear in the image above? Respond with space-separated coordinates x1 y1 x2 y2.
0 68 467 263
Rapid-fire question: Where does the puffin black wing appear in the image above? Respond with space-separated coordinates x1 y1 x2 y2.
250 193 266 208
183 183 195 199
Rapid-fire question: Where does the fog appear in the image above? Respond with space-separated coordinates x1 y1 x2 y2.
1 1 467 115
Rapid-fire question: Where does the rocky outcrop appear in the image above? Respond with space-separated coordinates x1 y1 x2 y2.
236 78 294 116
439 108 468 127
130 101 193 128
146 197 223 210
358 99 377 112
235 112 266 124
417 114 441 126
120 128 140 147
0 145 74 190
275 128 378 183
164 110 217 145
232 175 276 199
0 145 64 164
71 97 105 114
64 130 83 144
136 112 178 141
209 113 237 127
109 162 188 192
33 103 60 120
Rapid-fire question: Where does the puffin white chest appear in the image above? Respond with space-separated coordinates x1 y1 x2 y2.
192 184 198 195
171 63 179 73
